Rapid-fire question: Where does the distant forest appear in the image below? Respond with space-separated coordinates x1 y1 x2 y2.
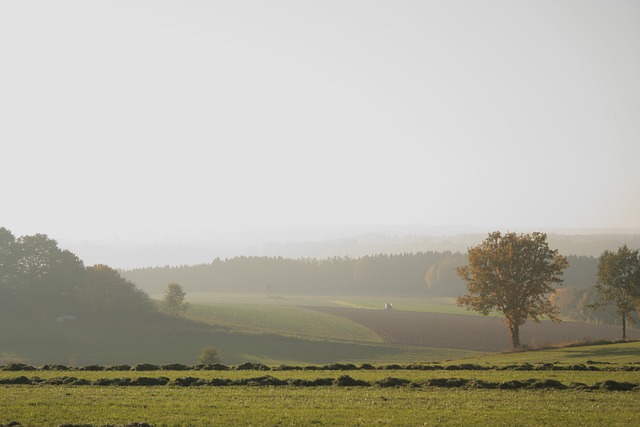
122 252 598 297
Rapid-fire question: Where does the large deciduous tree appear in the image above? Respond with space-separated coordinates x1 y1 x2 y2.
456 231 569 348
13 233 85 316
594 245 640 339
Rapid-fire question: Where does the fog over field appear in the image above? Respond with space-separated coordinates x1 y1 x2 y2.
1 0 639 268
68 227 640 269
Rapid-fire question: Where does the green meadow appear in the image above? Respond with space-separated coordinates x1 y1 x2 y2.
1 342 640 427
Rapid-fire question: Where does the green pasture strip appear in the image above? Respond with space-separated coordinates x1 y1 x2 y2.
186 303 383 342
1 386 639 426
461 341 640 366
184 293 475 315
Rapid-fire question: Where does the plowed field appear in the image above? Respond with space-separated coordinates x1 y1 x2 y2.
307 307 640 352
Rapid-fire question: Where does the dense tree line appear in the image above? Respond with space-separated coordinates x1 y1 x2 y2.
122 252 451 296
122 252 600 298
0 227 153 322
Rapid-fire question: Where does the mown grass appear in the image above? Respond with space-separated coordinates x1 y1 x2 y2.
1 385 639 426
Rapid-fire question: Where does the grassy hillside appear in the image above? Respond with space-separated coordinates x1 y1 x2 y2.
0 315 479 366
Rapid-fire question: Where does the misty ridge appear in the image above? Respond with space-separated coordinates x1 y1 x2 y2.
70 230 640 270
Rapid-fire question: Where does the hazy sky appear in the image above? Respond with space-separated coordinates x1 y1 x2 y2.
2 1 639 247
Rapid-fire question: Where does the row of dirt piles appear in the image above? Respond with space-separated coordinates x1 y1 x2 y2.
2 362 639 372
0 375 638 391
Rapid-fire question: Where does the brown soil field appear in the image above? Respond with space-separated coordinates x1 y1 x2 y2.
307 307 640 352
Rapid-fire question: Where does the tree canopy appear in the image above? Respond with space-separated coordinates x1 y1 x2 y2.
595 245 640 339
0 227 153 322
456 231 569 348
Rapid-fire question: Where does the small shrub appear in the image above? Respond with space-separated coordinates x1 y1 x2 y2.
197 346 221 365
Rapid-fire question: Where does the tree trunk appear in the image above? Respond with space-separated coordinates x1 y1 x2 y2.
509 323 520 348
622 313 626 340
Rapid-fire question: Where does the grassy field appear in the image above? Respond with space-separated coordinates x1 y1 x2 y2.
1 341 640 427
3 385 638 427
186 303 383 342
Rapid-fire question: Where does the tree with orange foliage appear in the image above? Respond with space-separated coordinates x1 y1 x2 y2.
456 232 569 348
